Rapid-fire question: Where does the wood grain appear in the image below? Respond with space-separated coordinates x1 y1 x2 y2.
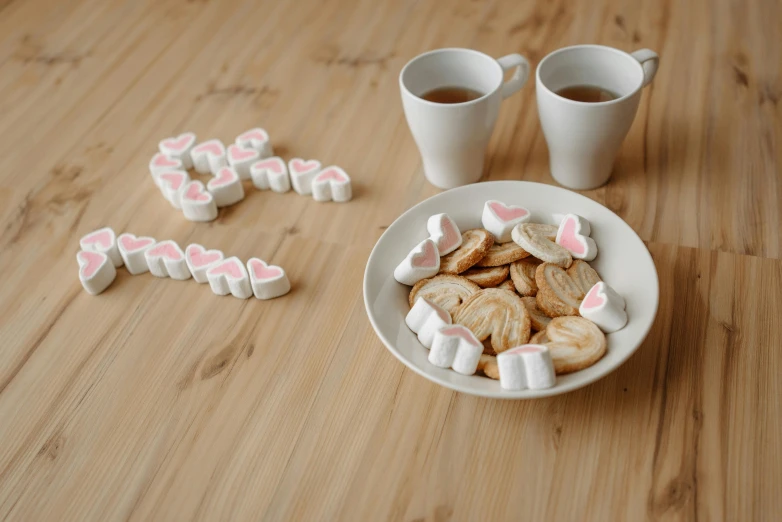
0 0 780 520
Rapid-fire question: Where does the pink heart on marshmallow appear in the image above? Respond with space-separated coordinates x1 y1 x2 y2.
120 234 154 252
147 242 182 261
488 201 529 223
159 171 187 190
411 240 438 268
581 283 606 309
208 258 244 279
557 216 587 256
82 229 113 248
238 128 268 145
228 144 258 162
151 153 180 168
248 258 283 280
314 167 347 183
252 158 284 174
439 325 481 347
290 159 319 174
162 133 195 151
77 250 107 278
210 167 238 188
193 141 223 157
186 244 223 268
183 182 211 202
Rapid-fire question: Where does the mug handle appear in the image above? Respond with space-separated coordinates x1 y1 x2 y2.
630 49 659 87
497 54 530 99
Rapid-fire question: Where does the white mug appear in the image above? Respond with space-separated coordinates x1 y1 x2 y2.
536 45 659 190
400 48 530 189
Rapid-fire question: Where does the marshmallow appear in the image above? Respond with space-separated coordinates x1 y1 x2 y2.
80 227 122 267
158 132 196 169
149 153 182 182
311 166 352 202
247 258 291 299
191 139 227 175
77 250 116 295
288 158 322 195
482 200 531 243
426 213 462 256
206 257 252 299
207 167 245 207
117 233 156 275
497 344 556 390
185 244 224 283
579 281 627 333
226 144 259 180
181 181 218 222
236 128 273 158
556 213 597 261
251 157 291 193
405 297 452 348
428 325 483 375
144 240 191 280
552 213 567 225
393 239 440 286
157 170 190 209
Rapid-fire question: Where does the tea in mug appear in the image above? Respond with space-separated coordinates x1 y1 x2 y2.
420 86 483 104
555 85 620 103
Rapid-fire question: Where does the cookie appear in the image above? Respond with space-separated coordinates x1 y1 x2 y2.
409 274 480 315
461 265 510 288
556 214 597 261
522 296 551 332
497 279 517 292
476 354 499 380
439 228 493 274
509 257 542 296
481 200 531 243
579 281 627 333
543 316 607 374
567 259 601 294
475 241 529 267
452 288 531 354
535 262 584 317
512 223 572 268
530 330 549 344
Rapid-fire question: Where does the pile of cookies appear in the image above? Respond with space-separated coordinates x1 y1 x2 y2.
150 128 352 222
394 200 628 391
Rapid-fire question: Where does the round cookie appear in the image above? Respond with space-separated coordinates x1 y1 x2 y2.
509 257 542 296
530 330 549 344
512 223 572 268
543 316 607 374
409 274 480 315
497 279 517 292
453 288 531 354
567 259 601 294
439 228 493 274
461 265 510 288
535 262 584 317
522 296 552 332
475 241 529 267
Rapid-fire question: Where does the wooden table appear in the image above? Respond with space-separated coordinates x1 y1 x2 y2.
1 0 780 519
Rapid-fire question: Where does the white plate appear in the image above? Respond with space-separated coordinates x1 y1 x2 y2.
363 181 659 399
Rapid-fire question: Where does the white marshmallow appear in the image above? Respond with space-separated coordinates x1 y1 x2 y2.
207 167 245 207
235 128 273 158
311 166 352 202
80 227 122 267
144 240 191 280
556 213 597 261
482 200 531 243
393 239 440 286
579 281 627 333
497 344 556 390
426 213 462 255
77 250 116 295
181 181 218 222
157 170 190 209
428 325 483 375
158 132 197 169
288 158 322 195
226 144 259 180
247 258 291 299
149 153 182 183
185 244 224 283
405 297 452 349
251 157 291 193
191 139 227 175
117 233 156 275
206 257 252 299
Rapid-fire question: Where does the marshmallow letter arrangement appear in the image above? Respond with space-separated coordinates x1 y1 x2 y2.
497 344 556 390
75 227 291 300
394 239 440 286
427 213 462 256
405 298 452 348
147 128 354 222
482 200 530 243
429 325 483 375
579 281 627 333
556 214 598 261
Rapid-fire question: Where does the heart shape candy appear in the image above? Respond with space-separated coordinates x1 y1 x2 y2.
482 200 531 243
247 258 291 299
206 257 252 299
80 227 122 267
77 250 116 295
429 324 483 375
117 233 156 275
426 213 462 256
556 214 598 261
185 244 224 283
181 181 217 222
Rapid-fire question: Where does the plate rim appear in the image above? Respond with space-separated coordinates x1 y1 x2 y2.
363 180 659 399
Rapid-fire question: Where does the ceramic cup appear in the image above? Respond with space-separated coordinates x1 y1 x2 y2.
400 48 530 189
536 45 659 190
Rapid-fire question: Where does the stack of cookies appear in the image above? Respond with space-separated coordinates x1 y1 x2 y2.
394 201 628 391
